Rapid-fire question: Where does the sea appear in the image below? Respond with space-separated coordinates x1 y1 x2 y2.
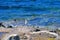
0 0 60 27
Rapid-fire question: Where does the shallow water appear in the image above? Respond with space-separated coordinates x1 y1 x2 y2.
0 0 60 26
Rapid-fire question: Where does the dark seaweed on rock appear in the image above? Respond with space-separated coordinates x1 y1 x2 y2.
0 22 5 28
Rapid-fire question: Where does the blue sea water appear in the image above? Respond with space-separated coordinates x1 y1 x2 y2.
0 0 60 26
